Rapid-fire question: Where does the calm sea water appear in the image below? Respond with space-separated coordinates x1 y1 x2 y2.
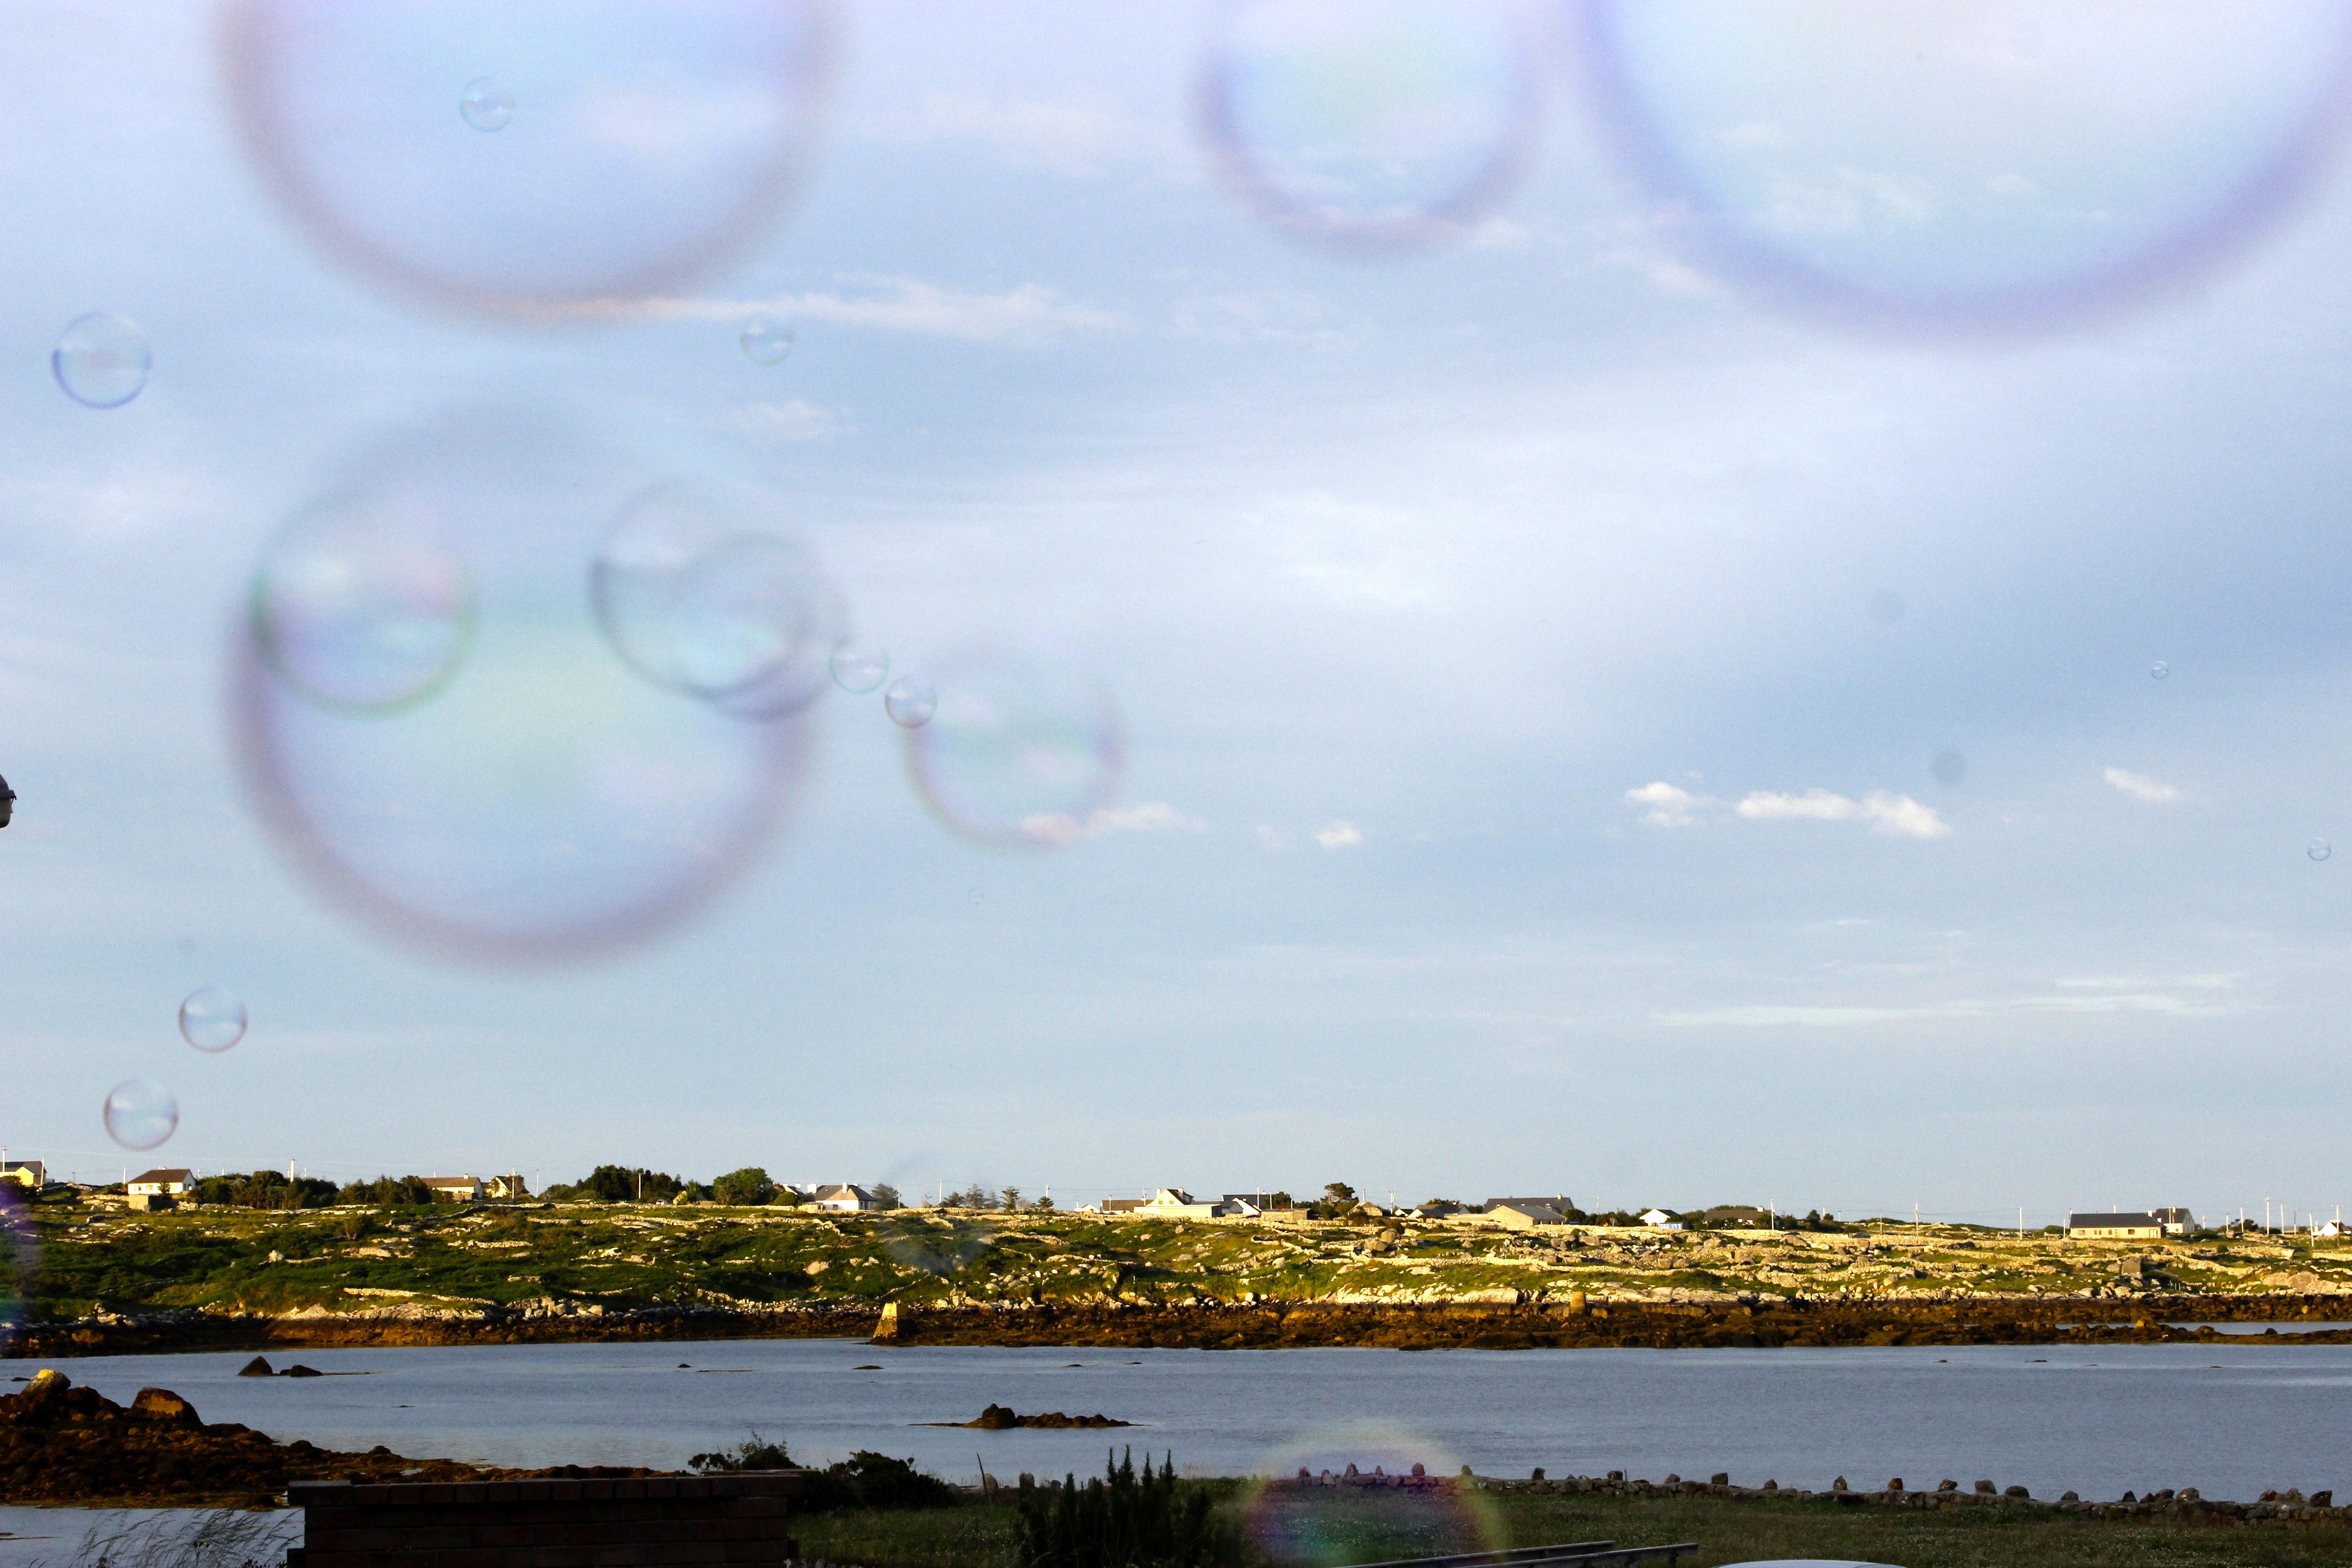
18 1338 2351 1507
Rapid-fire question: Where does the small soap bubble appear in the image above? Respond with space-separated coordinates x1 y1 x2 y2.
740 315 795 366
459 76 514 131
179 986 248 1053
829 639 888 695
2310 839 2332 862
253 493 474 714
52 313 151 409
1240 1426 1500 1567
1931 748 1967 786
2151 660 2170 680
884 676 937 728
104 1078 179 1151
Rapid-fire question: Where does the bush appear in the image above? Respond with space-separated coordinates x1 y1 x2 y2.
712 1167 777 1207
1015 1450 1230 1568
690 1437 959 1514
192 1171 338 1210
334 1176 438 1206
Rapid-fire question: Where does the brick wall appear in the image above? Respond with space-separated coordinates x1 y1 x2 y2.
285 1473 804 1568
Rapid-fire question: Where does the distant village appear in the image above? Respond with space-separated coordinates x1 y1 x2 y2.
1 1157 2325 1240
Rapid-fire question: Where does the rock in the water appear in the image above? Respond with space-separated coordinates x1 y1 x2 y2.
973 1403 1018 1430
238 1357 274 1377
131 1388 199 1425
283 1365 324 1378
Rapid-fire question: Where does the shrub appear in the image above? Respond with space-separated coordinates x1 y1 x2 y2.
712 1167 777 1207
1015 1450 1230 1568
689 1437 959 1514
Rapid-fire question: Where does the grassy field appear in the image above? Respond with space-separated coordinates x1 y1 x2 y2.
17 1188 2352 1322
791 1489 2352 1568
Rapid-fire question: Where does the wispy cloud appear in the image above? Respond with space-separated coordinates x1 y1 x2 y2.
1660 982 2251 1028
2104 767 2185 804
1735 789 1952 839
1315 821 1365 851
1626 781 1708 827
870 92 1172 179
603 276 1129 346
1018 801 1207 846
709 399 851 443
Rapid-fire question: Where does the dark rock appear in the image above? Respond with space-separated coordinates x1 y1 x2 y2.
1529 1467 1544 1480
2004 1485 2030 1498
2122 1490 2138 1503
1710 1473 1729 1486
1831 1476 1848 1492
2061 1491 2079 1502
1886 1478 1904 1492
282 1365 324 1378
238 1357 274 1377
1937 1479 1958 1492
2312 1490 2332 1507
1975 1479 1997 1494
131 1388 199 1425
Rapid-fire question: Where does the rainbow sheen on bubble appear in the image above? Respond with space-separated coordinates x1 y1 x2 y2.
52 313 151 408
105 1078 179 1151
222 0 837 316
180 985 249 1053
0 1189 37 1346
459 76 514 131
1575 1 2352 333
884 676 937 729
1197 0 1538 250
1239 1427 1501 1568
829 639 887 695
740 314 795 365
237 412 813 964
253 490 475 714
902 651 1122 847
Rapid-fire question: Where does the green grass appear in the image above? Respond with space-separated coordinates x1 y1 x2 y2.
789 1491 2352 1568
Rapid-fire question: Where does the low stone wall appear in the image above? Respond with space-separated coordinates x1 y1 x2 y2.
285 1473 803 1568
1470 1471 2347 1527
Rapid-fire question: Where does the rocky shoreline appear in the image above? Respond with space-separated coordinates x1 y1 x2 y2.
11 1293 2352 1359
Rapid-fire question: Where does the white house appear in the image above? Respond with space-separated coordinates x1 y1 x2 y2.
127 1168 193 1196
809 1183 879 1212
1139 1188 1226 1220
482 1173 529 1200
422 1175 484 1202
1640 1209 1682 1230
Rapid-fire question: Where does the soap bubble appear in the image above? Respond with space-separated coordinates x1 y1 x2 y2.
1196 0 1539 250
2151 660 2170 680
104 1079 179 1151
459 76 514 131
1931 748 1967 786
902 650 1123 848
1238 1425 1500 1568
884 676 937 729
236 412 814 965
222 0 838 317
0 1188 36 1342
829 639 888 694
593 486 834 702
179 986 248 1053
2310 838 2332 862
1573 2 2352 333
740 314 795 365
252 490 474 714
52 313 151 408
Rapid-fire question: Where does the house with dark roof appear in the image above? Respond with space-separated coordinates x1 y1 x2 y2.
126 1168 193 1211
1486 1199 1569 1230
2068 1211 2167 1240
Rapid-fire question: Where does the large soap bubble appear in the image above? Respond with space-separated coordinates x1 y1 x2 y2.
1239 1426 1501 1568
53 313 152 408
179 986 249 1053
1197 0 1539 250
903 650 1122 848
221 0 837 317
236 412 814 964
105 1078 179 1151
1573 1 2352 333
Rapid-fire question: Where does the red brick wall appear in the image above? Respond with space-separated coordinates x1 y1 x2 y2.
285 1473 804 1568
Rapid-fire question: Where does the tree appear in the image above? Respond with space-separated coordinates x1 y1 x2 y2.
1000 1187 1023 1213
872 1184 902 1210
1014 1449 1229 1568
1322 1182 1357 1204
712 1167 777 1207
1032 1192 1055 1212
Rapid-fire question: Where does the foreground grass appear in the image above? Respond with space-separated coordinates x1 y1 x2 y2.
789 1490 2352 1568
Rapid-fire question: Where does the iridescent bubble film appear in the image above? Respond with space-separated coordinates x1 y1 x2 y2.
179 985 248 1053
828 638 888 695
105 1078 179 1151
740 314 795 365
1239 1426 1500 1568
0 1189 37 1346
1575 2 2352 332
1197 0 1538 250
222 0 838 316
252 490 475 715
884 675 937 729
237 413 813 964
592 486 834 702
52 312 151 409
903 651 1122 846
459 75 514 131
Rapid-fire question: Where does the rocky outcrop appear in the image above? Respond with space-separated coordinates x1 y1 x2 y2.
950 1403 1130 1429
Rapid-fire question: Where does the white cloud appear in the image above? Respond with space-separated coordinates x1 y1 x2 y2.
1735 789 1951 840
608 276 1129 345
1626 781 1707 827
2104 767 2184 804
1314 821 1365 851
872 93 1170 179
1017 801 1207 845
709 399 851 443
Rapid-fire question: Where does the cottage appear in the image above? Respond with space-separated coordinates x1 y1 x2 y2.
1 1160 44 1190
2068 1211 2166 1240
1483 1195 1574 1217
1487 1200 1568 1230
482 1173 530 1200
1415 1198 1468 1218
126 1167 193 1211
1139 1188 1225 1220
809 1183 879 1212
1640 1209 1682 1230
422 1176 484 1202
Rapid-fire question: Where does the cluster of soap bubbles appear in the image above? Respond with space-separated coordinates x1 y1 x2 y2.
101 985 250 1152
220 0 838 318
1237 1426 1499 1568
1198 0 2352 335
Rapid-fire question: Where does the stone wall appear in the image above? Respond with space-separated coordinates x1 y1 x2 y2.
285 1473 802 1568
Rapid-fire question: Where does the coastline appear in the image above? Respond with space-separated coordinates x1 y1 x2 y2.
13 1294 2352 1359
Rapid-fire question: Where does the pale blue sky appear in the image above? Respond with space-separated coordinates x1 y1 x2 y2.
6 2 2352 1230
